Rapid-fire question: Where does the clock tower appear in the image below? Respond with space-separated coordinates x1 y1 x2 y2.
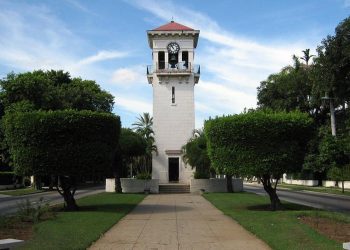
147 21 200 184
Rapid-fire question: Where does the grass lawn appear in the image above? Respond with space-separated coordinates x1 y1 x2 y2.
204 192 349 250
0 187 46 196
279 183 350 196
21 193 145 250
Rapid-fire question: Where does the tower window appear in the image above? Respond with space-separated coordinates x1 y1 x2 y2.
172 87 175 103
182 51 188 68
158 51 165 69
169 53 178 69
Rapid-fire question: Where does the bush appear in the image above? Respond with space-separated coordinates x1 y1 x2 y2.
16 197 52 223
194 171 210 179
3 110 120 210
136 172 151 180
0 171 15 185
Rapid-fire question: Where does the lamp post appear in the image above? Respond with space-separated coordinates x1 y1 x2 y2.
322 93 336 136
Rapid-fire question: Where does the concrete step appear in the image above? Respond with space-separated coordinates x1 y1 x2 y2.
159 184 190 194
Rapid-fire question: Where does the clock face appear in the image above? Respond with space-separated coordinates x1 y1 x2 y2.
167 42 180 54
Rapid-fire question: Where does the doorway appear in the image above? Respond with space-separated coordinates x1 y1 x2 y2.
168 157 179 182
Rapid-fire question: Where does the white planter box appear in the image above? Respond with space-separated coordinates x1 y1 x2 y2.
105 178 116 192
190 178 243 193
121 178 159 193
106 178 159 193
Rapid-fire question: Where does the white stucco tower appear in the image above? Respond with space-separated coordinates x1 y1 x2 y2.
147 21 200 184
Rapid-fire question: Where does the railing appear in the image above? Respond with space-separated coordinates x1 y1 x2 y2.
147 63 200 75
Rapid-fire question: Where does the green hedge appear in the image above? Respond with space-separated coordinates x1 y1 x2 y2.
0 171 15 185
205 111 313 178
3 110 120 177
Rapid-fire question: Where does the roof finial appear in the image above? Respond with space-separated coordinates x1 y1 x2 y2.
171 16 174 23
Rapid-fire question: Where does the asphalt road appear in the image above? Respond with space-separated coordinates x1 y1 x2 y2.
244 184 350 213
0 185 104 215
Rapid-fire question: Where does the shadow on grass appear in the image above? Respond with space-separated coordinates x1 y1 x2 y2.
247 203 317 212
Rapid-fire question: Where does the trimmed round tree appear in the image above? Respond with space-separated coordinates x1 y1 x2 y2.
3 110 120 210
205 111 313 210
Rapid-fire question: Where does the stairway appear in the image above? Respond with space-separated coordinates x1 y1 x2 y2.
159 184 190 194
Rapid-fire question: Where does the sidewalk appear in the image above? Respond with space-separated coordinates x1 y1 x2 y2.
89 194 270 250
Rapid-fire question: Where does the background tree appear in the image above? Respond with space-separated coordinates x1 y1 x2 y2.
205 111 313 210
317 134 350 192
132 113 157 174
182 129 211 179
113 129 147 192
300 48 315 66
0 70 114 112
3 110 120 210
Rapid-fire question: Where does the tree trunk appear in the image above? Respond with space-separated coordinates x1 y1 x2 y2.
113 152 123 193
57 176 78 211
34 175 42 190
226 174 233 193
115 166 122 193
261 176 281 211
49 175 55 191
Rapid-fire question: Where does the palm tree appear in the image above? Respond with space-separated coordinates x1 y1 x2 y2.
132 113 157 174
300 49 315 66
132 113 153 137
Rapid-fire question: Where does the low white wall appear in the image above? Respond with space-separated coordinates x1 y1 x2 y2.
322 180 350 189
283 179 318 186
322 180 337 187
121 178 159 193
190 178 243 193
106 178 159 193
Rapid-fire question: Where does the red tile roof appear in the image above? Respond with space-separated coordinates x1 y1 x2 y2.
153 21 194 31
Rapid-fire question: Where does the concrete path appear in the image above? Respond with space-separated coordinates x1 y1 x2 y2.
89 194 270 250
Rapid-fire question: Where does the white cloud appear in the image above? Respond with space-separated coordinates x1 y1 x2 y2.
64 0 98 16
111 65 145 86
78 50 128 66
115 96 152 115
0 4 129 80
196 80 257 115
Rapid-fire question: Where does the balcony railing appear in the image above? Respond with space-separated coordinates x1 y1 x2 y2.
147 62 200 75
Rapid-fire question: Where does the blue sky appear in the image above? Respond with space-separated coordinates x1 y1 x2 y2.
0 0 349 128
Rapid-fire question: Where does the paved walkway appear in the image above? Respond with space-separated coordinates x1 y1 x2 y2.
89 194 270 250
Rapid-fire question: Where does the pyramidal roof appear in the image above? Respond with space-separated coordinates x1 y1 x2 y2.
153 21 194 31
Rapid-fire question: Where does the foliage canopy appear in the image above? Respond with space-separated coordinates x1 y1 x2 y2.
205 110 313 209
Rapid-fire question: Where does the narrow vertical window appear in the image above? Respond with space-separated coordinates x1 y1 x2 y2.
158 51 165 69
172 87 175 104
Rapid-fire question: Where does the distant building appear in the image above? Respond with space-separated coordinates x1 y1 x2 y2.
146 21 200 184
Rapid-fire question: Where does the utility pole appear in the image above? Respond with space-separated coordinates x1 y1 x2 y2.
322 93 344 193
329 98 336 136
322 93 336 136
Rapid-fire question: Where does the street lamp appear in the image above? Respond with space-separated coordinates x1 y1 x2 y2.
321 93 336 136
